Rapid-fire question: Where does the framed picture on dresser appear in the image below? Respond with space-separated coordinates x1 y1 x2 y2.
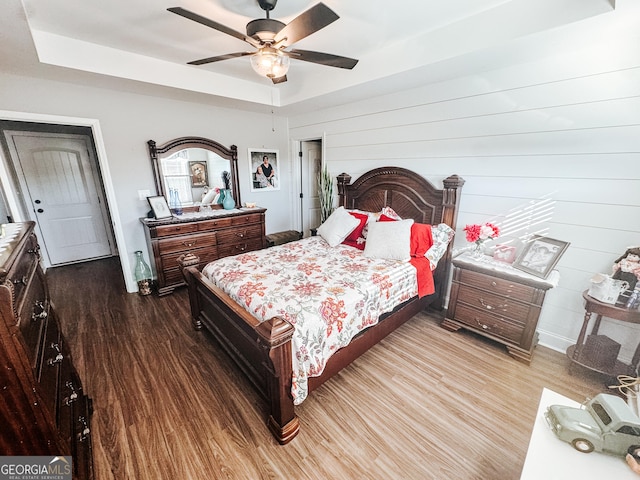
513 235 570 279
249 148 280 192
147 195 172 219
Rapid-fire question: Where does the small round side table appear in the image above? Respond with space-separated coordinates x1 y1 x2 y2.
567 291 640 377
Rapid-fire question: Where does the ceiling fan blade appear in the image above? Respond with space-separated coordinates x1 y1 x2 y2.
271 75 288 84
274 3 339 47
188 52 254 66
286 49 358 69
167 7 259 48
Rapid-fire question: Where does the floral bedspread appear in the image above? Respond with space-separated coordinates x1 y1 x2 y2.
201 236 418 404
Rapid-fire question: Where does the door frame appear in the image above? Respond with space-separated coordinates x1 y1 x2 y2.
0 110 133 291
291 134 325 236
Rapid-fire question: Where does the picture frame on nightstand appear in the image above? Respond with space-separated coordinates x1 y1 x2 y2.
493 244 517 264
513 235 570 279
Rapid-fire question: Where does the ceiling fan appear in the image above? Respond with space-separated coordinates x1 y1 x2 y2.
168 0 358 84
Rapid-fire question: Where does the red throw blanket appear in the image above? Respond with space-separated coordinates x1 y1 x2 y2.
409 223 435 297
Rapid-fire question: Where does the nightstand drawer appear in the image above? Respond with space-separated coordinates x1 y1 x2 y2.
458 269 537 302
454 303 524 344
457 286 531 321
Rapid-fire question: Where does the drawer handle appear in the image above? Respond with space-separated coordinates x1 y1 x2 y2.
12 275 28 286
78 416 91 442
47 342 64 366
491 281 497 287
479 298 507 311
64 380 79 406
236 232 245 238
182 240 197 247
236 244 248 252
475 318 491 331
31 301 48 321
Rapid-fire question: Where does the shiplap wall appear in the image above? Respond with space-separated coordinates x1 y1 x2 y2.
289 43 640 360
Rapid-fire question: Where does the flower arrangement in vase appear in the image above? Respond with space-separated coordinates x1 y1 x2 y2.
463 222 500 258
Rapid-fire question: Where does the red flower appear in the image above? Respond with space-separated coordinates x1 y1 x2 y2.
463 222 500 244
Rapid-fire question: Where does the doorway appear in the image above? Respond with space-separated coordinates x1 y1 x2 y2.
298 139 322 237
1 123 116 267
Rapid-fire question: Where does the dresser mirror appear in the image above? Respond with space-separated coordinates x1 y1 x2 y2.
147 137 241 209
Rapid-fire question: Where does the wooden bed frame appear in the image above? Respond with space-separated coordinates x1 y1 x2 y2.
180 167 464 444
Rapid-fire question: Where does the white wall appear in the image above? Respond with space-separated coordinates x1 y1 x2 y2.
0 73 295 291
289 38 640 358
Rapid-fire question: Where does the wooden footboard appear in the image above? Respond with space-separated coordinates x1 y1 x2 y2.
182 264 300 444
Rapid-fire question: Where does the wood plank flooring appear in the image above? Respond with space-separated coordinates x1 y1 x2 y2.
47 257 609 479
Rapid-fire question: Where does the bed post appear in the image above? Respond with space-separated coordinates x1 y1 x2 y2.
256 318 300 444
433 174 466 311
337 173 352 208
179 253 203 330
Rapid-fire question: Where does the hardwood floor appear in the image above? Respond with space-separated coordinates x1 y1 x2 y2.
47 257 607 479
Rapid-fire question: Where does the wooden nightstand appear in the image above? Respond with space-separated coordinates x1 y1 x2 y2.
441 252 559 364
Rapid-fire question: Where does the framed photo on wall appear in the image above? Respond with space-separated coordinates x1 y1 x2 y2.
513 235 570 279
249 148 280 192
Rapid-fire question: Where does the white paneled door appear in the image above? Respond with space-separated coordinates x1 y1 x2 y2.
8 132 114 265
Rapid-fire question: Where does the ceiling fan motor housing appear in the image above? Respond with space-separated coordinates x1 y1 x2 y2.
246 18 285 42
258 0 278 12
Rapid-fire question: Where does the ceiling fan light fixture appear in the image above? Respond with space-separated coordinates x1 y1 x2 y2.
251 47 290 79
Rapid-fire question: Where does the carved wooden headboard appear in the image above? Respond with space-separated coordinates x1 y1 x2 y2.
337 167 465 310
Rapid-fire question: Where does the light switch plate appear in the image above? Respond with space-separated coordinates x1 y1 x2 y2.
138 189 151 201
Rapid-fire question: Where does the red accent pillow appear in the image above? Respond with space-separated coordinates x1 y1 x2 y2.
378 214 397 222
342 212 369 250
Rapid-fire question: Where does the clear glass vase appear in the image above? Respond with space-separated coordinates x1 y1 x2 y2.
168 188 183 215
134 250 152 296
470 242 485 259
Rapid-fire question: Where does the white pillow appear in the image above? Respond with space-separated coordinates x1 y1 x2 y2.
317 206 360 247
364 219 414 261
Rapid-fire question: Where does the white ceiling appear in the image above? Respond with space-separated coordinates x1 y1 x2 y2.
2 0 634 115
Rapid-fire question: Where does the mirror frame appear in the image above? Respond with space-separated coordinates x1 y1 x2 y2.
147 136 241 208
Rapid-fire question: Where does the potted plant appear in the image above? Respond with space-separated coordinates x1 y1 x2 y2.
318 165 333 224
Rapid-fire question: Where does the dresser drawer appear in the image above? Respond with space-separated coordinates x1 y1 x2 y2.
155 223 198 237
216 224 263 245
217 238 265 258
7 237 39 306
231 213 263 226
453 303 524 344
157 232 217 255
161 246 219 272
18 267 48 367
58 353 83 441
37 316 62 416
197 217 233 230
457 286 531 321
457 269 537 302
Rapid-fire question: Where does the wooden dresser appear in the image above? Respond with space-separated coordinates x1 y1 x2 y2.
141 208 267 295
442 252 558 364
0 222 93 478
